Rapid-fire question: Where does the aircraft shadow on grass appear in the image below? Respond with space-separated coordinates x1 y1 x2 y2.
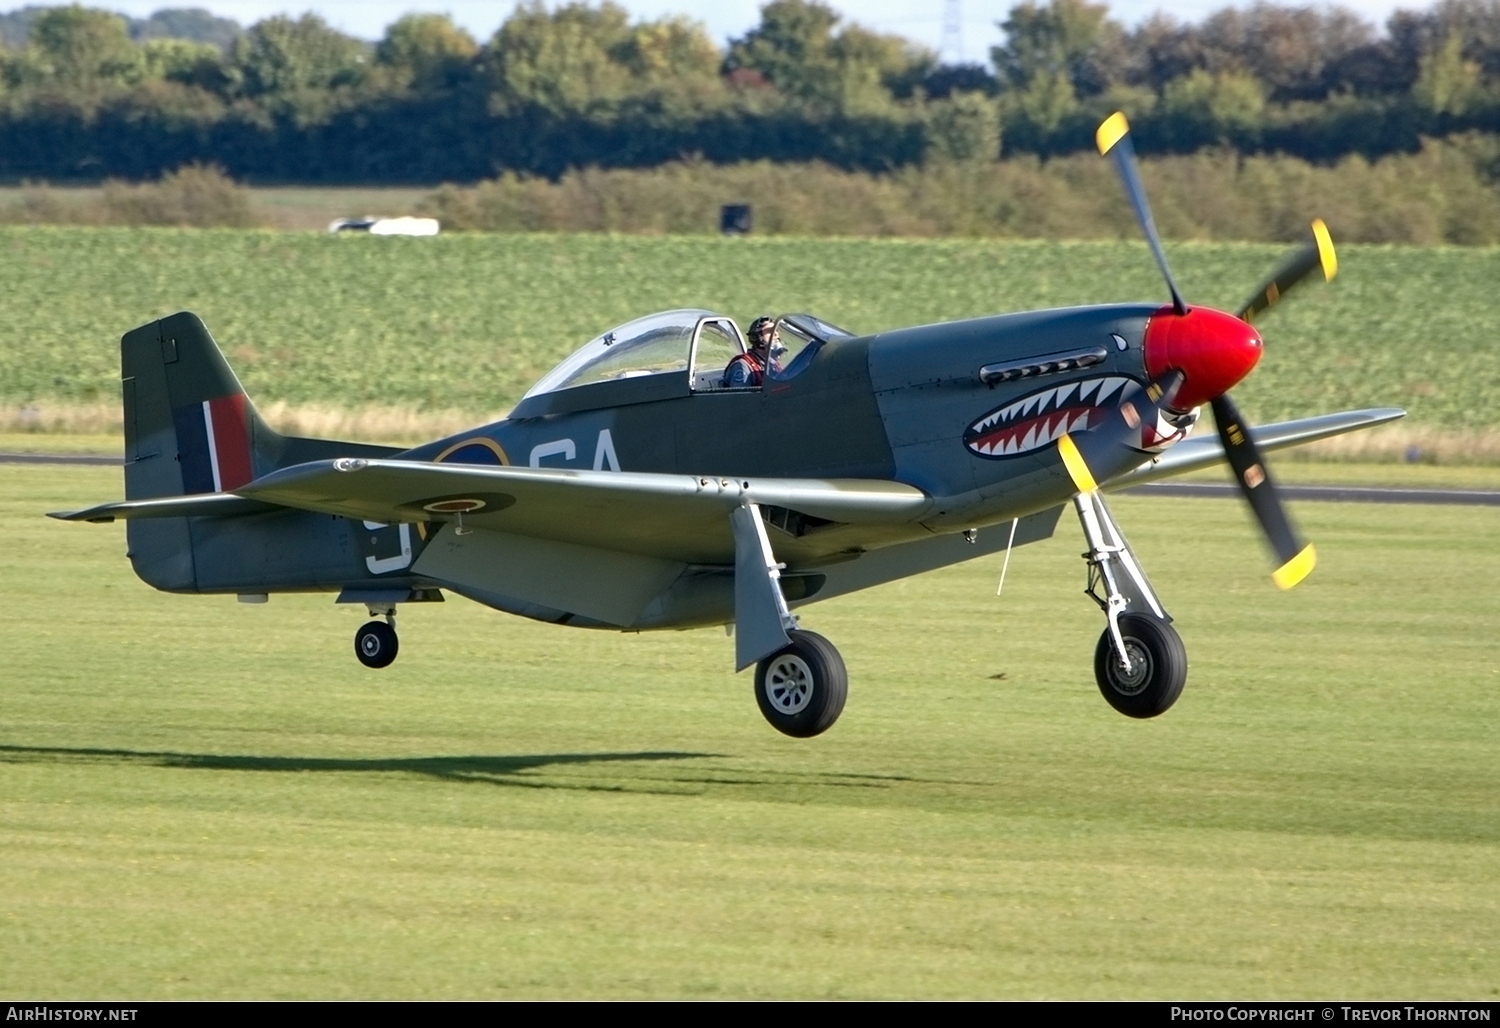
0 743 713 793
0 743 939 794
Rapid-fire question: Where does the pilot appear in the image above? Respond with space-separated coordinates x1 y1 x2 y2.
724 316 783 387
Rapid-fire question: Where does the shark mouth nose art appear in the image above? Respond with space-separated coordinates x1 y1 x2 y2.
964 375 1140 459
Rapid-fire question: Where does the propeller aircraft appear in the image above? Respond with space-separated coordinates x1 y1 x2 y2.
55 113 1404 737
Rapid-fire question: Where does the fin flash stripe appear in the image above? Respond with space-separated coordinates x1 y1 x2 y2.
1057 433 1098 494
1272 544 1317 590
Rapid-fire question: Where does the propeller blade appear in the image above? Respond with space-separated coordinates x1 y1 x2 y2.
1210 393 1316 589
1058 431 1099 494
1059 370 1186 496
1236 219 1338 323
1097 112 1186 315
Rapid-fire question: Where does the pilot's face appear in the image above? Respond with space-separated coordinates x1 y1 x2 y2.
754 325 777 351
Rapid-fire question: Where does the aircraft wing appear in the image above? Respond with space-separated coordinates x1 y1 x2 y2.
227 458 932 565
1105 407 1405 489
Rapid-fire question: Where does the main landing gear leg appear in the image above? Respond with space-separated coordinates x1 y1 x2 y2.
730 502 847 737
1072 491 1186 718
354 604 399 669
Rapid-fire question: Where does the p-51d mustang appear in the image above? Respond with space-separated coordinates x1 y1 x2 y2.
56 114 1403 737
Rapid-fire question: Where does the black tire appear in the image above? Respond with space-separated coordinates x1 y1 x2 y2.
754 630 848 738
354 620 399 669
1093 614 1186 719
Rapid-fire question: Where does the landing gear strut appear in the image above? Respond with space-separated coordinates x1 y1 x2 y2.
1073 490 1186 718
730 501 849 736
354 608 399 669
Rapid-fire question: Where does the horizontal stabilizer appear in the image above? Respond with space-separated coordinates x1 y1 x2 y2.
49 492 280 523
1106 407 1406 489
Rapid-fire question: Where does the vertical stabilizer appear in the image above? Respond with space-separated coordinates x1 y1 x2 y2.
118 311 404 594
121 312 281 590
122 312 278 502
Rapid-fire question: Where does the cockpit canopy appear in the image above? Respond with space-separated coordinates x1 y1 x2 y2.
524 309 737 399
521 308 858 406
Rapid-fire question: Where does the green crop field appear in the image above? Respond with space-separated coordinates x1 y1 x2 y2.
3 464 1497 998
2 227 1498 433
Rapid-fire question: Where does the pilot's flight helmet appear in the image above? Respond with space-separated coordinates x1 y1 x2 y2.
748 316 777 345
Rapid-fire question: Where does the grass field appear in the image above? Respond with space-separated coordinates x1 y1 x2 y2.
2 228 1499 445
2 463 1496 998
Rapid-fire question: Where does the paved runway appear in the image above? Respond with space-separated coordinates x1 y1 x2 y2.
1123 481 1500 507
5 452 1498 506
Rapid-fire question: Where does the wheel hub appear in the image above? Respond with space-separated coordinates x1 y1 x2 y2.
1108 640 1152 695
764 654 814 714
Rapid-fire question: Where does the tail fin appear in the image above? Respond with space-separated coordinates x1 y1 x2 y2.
123 312 276 502
123 312 398 500
119 312 397 591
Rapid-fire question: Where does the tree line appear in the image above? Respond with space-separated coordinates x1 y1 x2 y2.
5 0 1500 182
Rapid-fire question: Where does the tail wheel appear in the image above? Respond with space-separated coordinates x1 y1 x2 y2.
354 620 399 669
754 630 847 738
1094 613 1186 718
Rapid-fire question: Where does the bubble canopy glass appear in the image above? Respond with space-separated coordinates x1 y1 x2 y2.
524 309 725 399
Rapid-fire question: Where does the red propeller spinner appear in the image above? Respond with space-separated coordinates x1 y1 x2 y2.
1143 305 1264 412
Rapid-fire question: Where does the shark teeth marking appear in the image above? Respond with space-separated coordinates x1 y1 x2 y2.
963 374 1140 460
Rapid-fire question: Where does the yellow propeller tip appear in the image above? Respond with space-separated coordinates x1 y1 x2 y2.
1096 112 1129 156
1272 544 1317 590
1311 219 1337 281
1057 433 1098 494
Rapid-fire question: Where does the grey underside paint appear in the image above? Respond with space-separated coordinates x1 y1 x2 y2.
412 523 686 627
407 504 1064 632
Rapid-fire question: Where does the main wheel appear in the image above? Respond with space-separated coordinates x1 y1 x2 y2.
754 630 848 738
354 620 399 669
1093 613 1186 718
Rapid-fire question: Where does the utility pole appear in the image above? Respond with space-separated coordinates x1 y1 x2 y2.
942 0 963 64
